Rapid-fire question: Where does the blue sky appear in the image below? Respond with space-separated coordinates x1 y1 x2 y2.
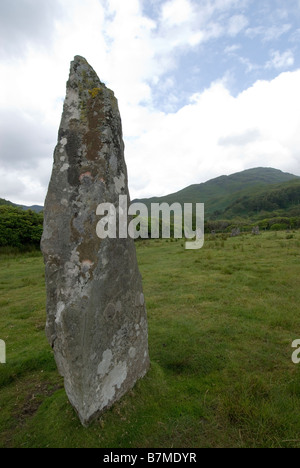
143 0 300 110
0 0 300 205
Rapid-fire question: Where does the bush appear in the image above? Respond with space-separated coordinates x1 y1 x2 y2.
270 223 289 231
0 206 43 248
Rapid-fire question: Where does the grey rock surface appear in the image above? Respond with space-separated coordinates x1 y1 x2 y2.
41 56 150 426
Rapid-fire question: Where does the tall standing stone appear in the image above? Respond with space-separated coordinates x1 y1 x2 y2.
41 56 150 426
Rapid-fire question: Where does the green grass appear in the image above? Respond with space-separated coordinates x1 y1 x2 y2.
1 232 300 447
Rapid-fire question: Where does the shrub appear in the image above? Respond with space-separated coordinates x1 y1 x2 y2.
0 206 43 248
270 223 289 231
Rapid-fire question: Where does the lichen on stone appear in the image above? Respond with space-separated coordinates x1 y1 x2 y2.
88 87 102 99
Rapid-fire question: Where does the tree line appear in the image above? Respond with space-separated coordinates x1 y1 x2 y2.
0 204 300 250
221 182 300 219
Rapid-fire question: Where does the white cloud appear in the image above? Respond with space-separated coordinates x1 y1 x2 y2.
0 0 63 59
224 43 241 54
246 23 292 41
227 14 248 37
239 56 259 73
127 70 300 199
188 31 205 46
0 164 51 207
161 0 194 26
103 0 157 106
266 49 295 69
289 28 300 42
153 0 250 53
218 128 261 146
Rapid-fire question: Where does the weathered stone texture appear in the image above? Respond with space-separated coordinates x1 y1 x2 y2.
41 56 150 426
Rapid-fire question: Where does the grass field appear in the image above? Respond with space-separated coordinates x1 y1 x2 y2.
1 231 300 448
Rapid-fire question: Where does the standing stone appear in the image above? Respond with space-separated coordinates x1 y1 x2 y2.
41 56 150 426
231 227 240 237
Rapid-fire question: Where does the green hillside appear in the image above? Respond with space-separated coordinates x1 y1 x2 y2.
135 167 300 219
18 204 44 213
0 198 43 213
221 179 300 220
0 198 15 207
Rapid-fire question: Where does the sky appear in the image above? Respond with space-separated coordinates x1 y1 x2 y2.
1 0 300 206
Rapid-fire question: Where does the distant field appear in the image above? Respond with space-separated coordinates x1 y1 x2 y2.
1 231 300 448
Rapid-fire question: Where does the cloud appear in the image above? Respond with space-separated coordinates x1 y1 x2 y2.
126 70 300 199
0 166 49 206
0 110 54 169
227 14 248 36
289 28 300 42
0 0 63 58
102 0 157 106
265 50 295 69
0 108 56 205
149 0 250 55
218 129 261 147
238 56 259 73
246 23 292 42
161 0 194 26
224 43 241 54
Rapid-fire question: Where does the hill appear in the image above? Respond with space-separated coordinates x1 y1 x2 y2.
134 167 300 219
0 198 15 207
0 198 43 213
18 204 44 213
221 178 300 219
1 167 299 221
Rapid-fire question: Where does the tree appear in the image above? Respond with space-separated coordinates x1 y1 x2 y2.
0 206 43 248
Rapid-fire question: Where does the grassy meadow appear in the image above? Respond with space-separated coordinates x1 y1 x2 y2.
1 231 300 448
